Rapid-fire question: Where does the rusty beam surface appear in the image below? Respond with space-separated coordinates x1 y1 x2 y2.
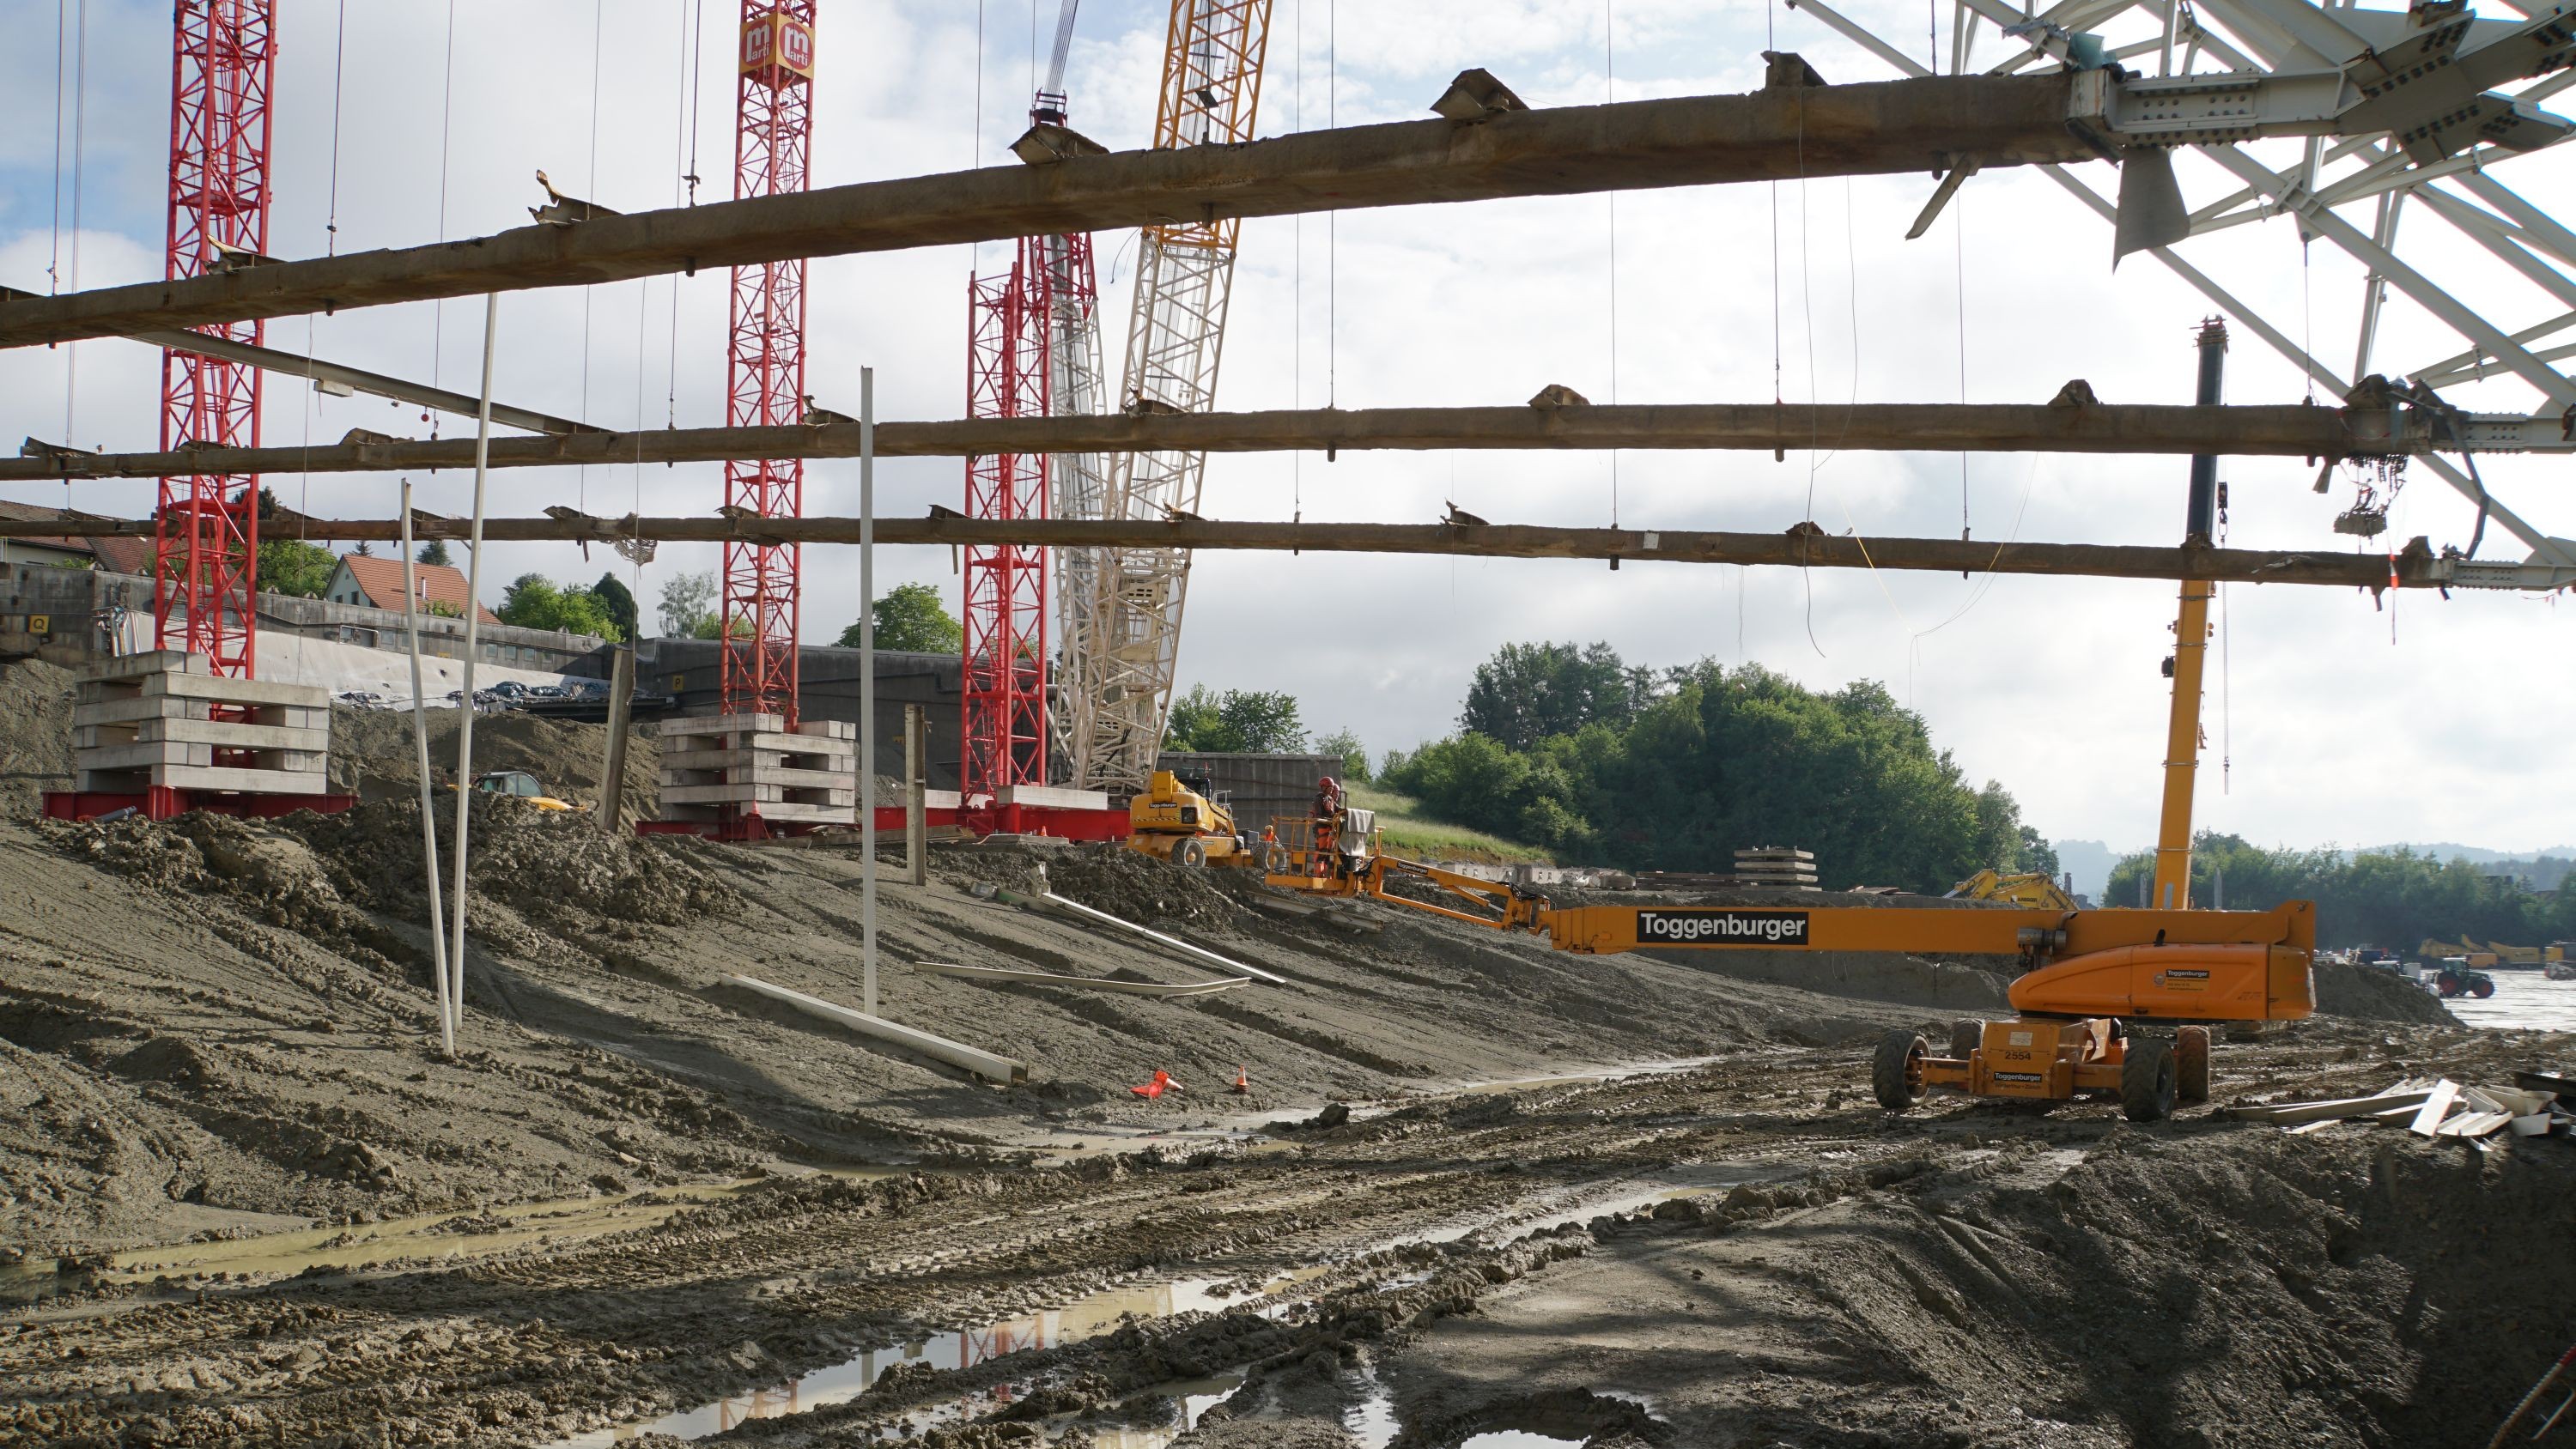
0 402 2404 483
0 507 2492 590
0 75 2093 349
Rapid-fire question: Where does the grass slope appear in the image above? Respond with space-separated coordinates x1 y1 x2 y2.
1346 782 1553 865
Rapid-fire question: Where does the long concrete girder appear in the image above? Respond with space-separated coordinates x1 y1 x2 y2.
0 402 2413 484
0 508 2542 591
0 75 2095 349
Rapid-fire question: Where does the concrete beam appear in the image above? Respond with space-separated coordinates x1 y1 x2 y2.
0 75 2097 349
0 402 2417 483
0 507 2544 591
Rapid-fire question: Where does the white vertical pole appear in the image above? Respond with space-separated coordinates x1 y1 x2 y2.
398 479 455 1053
446 292 499 1035
860 367 878 1018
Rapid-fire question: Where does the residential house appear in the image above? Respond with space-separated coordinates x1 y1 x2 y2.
323 553 498 623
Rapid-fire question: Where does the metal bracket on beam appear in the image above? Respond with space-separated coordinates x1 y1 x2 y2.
208 240 283 273
1008 122 1110 166
2431 541 2576 591
529 169 620 227
17 437 99 472
1431 69 1530 123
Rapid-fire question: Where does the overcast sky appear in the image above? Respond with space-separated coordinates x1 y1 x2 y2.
1 0 2568 855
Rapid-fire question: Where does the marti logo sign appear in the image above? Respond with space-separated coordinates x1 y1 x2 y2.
1636 910 1811 946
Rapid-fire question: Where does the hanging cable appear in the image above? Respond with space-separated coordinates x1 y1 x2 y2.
325 0 349 253
1606 0 1619 529
1955 184 1970 544
63 0 88 452
578 0 605 512
668 0 694 428
1292 0 1303 523
685 0 706 203
430 0 459 426
48 0 67 295
1327 0 1337 413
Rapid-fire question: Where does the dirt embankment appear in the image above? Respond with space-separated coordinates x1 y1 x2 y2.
327 705 664 828
0 659 76 818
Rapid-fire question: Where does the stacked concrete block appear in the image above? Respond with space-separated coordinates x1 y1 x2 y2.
1732 846 1820 890
658 712 858 826
72 651 331 797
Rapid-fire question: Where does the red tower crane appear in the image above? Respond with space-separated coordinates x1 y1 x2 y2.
155 0 277 677
721 3 817 728
960 237 1054 809
959 6 1101 815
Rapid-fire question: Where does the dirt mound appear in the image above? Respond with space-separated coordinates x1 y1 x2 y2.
0 658 76 817
279 797 741 931
328 705 662 828
934 840 1248 928
2315 957 2458 1024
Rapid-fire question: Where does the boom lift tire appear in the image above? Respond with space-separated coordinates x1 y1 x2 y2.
2174 1025 2211 1103
1175 839 1206 869
2121 1036 2178 1122
1874 1029 1929 1112
1948 1019 1983 1059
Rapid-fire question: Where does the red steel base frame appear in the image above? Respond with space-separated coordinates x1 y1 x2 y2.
43 789 357 823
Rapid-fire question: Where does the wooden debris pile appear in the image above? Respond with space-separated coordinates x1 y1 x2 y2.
2226 1075 2574 1143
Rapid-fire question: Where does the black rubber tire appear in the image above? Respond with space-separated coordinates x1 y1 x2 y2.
2121 1036 2178 1122
1174 838 1206 869
2472 976 2497 999
1262 843 1287 873
2174 1025 2212 1104
1948 1019 1984 1060
1873 1030 1929 1112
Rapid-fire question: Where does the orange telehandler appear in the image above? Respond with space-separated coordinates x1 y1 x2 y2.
1256 320 2312 1122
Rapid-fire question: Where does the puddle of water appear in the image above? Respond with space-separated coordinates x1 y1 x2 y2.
548 1272 1287 1447
1448 1055 1722 1098
2435 970 2576 1033
76 1168 900 1294
1461 1434 1583 1449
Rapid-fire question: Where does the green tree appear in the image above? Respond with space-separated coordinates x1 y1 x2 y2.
1315 728 1369 781
1163 686 1306 753
592 573 637 640
417 538 453 568
1461 640 1652 751
257 538 339 598
658 570 716 638
496 573 623 640
840 581 963 652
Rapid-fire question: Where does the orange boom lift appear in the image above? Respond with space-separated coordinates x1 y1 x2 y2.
1261 322 2312 1121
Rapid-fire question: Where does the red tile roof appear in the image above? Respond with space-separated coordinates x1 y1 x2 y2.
333 552 500 622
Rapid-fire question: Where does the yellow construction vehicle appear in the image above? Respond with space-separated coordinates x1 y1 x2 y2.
1252 322 2318 1123
1126 769 1255 868
453 769 583 812
1948 870 2079 910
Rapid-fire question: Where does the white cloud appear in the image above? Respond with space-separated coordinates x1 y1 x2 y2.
0 0 2567 854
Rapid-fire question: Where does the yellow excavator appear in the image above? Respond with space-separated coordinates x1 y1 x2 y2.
1256 322 2315 1122
1126 769 1255 869
1949 870 2078 910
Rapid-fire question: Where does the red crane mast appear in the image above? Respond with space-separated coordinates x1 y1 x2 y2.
721 3 817 727
155 0 276 677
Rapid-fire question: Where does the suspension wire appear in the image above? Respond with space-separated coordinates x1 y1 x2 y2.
1606 0 1619 529
2218 486 2232 794
430 0 459 429
668 0 694 428
1795 83 1824 658
48 0 66 295
63 0 88 454
685 0 706 202
326 0 349 253
1955 185 1970 542
1292 0 1302 523
973 0 986 270
1767 0 1782 421
579 0 606 511
1327 0 1336 411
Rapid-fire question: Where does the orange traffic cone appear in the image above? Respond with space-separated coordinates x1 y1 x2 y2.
1230 1065 1250 1094
1130 1070 1183 1099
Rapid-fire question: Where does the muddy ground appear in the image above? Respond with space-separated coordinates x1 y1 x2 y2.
4 692 2553 1448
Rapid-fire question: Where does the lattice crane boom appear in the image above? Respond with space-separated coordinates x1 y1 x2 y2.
1063 0 1273 794
155 0 277 678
